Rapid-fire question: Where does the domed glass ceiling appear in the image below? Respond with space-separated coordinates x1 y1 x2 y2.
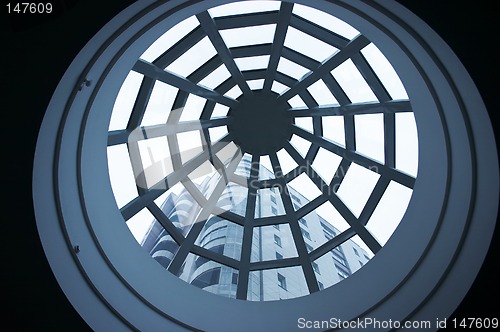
107 0 418 301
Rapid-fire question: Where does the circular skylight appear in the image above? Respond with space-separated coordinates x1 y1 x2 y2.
33 0 498 330
107 1 418 300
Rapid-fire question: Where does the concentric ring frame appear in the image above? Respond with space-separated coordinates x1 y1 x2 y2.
33 0 499 331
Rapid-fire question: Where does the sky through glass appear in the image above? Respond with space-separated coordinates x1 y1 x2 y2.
106 0 418 292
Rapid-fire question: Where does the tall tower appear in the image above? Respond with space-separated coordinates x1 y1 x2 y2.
142 155 370 300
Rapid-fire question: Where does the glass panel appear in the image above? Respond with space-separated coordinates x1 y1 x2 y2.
336 163 380 217
307 79 339 106
126 207 155 244
109 71 143 130
198 64 231 89
366 181 413 245
276 148 298 175
256 187 285 218
251 224 297 262
295 117 313 133
315 201 350 235
277 57 310 80
287 173 322 212
141 203 182 268
136 136 174 189
196 217 244 260
151 181 201 237
234 55 270 71
271 81 289 94
166 36 217 77
360 43 408 100
141 80 178 126
259 155 275 180
140 16 199 62
211 104 230 118
247 79 265 90
311 147 343 184
215 141 240 166
299 213 336 252
177 130 204 164
355 113 385 163
292 201 349 252
147 231 180 269
345 235 373 272
311 235 371 288
221 221 244 261
331 59 378 103
284 27 338 62
179 253 238 299
209 1 280 18
208 125 228 143
313 254 343 289
224 85 243 99
396 112 418 176
297 211 334 252
179 94 206 122
287 95 307 108
248 266 308 301
322 116 345 147
290 134 311 158
188 160 220 199
234 154 253 178
153 187 174 207
217 182 249 217
219 24 277 48
292 4 359 40
107 144 138 208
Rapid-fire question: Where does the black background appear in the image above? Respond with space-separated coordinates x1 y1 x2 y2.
1 1 498 330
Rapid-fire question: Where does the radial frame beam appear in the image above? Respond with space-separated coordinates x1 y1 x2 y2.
196 11 253 97
120 134 234 221
108 117 232 146
288 100 412 117
147 203 185 245
167 148 243 275
283 141 382 254
309 228 357 261
153 25 206 69
288 13 350 49
126 76 155 129
214 10 279 30
269 152 320 294
351 52 396 168
230 43 272 58
263 2 294 91
291 125 415 189
236 154 260 300
277 34 371 103
133 59 239 108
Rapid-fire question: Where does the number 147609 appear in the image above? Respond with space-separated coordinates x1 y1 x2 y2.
452 318 498 329
6 3 53 14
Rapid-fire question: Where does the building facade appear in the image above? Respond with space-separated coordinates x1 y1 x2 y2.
141 155 370 301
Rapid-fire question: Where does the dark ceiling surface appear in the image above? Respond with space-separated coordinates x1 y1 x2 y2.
2 1 498 330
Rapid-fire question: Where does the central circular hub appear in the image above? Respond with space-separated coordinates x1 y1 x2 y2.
228 92 292 156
